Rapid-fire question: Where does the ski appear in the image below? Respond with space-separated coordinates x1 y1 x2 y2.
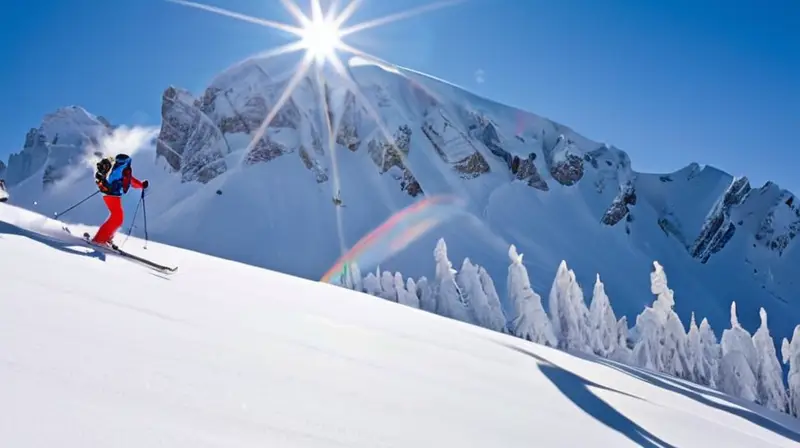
62 226 178 274
81 232 178 273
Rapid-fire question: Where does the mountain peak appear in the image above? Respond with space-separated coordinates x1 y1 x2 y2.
2 105 114 188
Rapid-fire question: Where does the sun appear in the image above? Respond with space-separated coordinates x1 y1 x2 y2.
300 15 341 63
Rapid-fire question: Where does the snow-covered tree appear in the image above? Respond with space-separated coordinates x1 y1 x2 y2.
548 261 589 352
610 316 633 364
403 277 420 309
477 266 508 333
686 313 705 384
457 258 506 332
433 238 471 323
340 262 363 292
632 261 689 376
782 325 800 417
653 262 690 378
752 307 788 412
698 317 721 388
415 276 436 312
566 269 592 352
631 302 662 370
506 245 556 346
391 272 418 308
379 270 397 301
719 301 758 402
588 274 618 357
362 272 381 296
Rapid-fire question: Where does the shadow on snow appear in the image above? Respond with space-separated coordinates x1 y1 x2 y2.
500 343 676 447
0 220 106 263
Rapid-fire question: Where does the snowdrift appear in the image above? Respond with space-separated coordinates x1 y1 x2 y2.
2 203 800 447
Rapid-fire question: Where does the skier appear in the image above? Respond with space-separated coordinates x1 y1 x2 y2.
90 153 149 247
332 189 345 207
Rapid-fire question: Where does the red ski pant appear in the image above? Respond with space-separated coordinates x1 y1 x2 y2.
93 195 124 244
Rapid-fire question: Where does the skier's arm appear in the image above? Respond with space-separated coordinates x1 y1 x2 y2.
130 175 148 189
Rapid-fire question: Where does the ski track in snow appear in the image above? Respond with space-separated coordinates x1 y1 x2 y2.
2 203 800 447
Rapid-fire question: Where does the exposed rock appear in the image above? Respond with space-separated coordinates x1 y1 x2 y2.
453 152 490 178
550 153 585 186
421 113 490 179
198 65 302 133
544 135 584 186
400 170 423 197
0 160 6 179
244 136 291 165
299 147 329 183
468 114 546 188
157 86 197 172
369 124 411 173
514 154 549 191
157 86 229 183
367 125 422 197
690 176 751 263
755 191 800 256
7 130 51 186
601 182 637 226
181 117 229 183
335 90 361 151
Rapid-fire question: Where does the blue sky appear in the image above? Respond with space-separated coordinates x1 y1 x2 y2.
1 0 798 190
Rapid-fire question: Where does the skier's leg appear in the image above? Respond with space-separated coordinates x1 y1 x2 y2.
92 196 124 244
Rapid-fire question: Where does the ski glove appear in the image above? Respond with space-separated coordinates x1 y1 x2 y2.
142 180 150 189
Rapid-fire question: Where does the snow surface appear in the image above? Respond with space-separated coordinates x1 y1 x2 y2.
2 202 800 447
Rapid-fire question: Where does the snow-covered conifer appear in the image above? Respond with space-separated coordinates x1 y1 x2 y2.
415 276 436 312
588 274 618 357
404 277 420 309
698 317 721 388
632 261 688 376
567 269 592 353
506 245 556 346
548 261 590 352
380 270 397 301
362 272 381 296
685 313 704 384
752 307 788 412
652 262 690 378
433 238 471 323
348 262 363 293
391 272 414 307
477 266 508 333
781 325 800 416
610 316 633 364
719 301 758 402
457 259 506 332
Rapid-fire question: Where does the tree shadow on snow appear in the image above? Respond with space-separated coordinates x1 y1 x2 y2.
586 355 800 444
0 221 106 263
501 343 676 448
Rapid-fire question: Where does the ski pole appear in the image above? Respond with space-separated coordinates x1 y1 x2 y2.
53 190 100 219
120 195 142 249
141 189 149 249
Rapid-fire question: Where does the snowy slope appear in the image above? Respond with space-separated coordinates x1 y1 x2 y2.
2 203 800 447
4 56 800 354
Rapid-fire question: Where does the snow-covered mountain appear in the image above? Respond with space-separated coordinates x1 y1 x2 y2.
3 106 114 189
3 203 800 446
3 56 800 354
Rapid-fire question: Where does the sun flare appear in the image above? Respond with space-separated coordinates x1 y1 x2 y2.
300 16 342 63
